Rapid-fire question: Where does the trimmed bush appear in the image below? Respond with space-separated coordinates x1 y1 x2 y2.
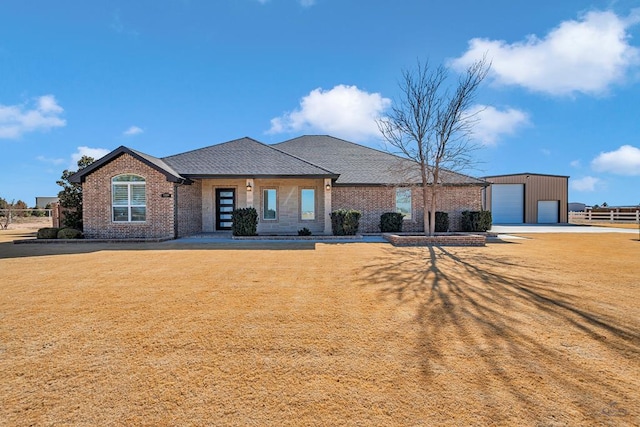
37 227 59 239
57 228 84 239
331 209 361 236
298 227 312 236
461 210 492 232
62 209 83 231
380 212 404 232
231 207 258 236
434 211 449 232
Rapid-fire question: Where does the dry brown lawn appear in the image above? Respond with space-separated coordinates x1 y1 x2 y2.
0 229 638 426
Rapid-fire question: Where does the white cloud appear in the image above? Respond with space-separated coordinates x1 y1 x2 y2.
69 146 110 170
451 10 640 95
268 85 391 141
570 159 581 168
0 95 66 139
541 148 551 156
571 176 600 191
37 155 65 165
591 145 640 175
123 125 143 136
37 95 64 114
467 105 529 145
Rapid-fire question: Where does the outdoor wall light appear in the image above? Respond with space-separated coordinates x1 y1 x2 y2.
246 182 253 192
326 183 331 190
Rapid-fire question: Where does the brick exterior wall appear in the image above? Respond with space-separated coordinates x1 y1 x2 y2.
82 154 176 239
255 179 326 235
332 185 484 233
82 156 483 239
200 178 327 234
176 180 202 237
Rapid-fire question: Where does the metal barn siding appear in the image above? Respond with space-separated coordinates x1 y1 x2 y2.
483 173 569 224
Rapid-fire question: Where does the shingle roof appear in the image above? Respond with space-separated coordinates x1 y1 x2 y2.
129 147 184 180
274 135 487 186
68 146 187 184
162 137 338 178
70 135 486 186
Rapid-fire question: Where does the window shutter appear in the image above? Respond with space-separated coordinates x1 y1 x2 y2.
131 185 146 205
113 185 129 205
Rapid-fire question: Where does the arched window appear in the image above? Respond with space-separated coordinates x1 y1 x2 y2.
112 174 146 222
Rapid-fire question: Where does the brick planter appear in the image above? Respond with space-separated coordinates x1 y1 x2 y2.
233 235 362 241
383 233 486 247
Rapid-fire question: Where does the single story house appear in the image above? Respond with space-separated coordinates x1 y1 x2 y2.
70 135 488 239
483 173 569 224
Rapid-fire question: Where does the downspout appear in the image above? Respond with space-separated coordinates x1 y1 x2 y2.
173 183 179 239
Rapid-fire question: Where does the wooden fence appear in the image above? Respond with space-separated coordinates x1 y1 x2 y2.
569 209 640 223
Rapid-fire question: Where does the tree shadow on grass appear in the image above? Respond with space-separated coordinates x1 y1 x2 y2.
360 245 640 422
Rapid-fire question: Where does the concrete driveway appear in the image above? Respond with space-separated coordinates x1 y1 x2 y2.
490 224 638 234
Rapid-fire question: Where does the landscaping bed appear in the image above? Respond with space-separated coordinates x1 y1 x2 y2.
232 234 362 241
383 232 488 246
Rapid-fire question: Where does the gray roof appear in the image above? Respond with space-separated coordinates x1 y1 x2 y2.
274 135 486 186
70 135 486 186
69 146 187 184
129 147 184 180
162 137 337 178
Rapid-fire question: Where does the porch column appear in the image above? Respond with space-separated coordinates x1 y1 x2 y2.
246 179 254 208
324 178 332 235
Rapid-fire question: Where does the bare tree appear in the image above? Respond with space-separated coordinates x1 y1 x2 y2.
377 58 489 235
1 199 14 230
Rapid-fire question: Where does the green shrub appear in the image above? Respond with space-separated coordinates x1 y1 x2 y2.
331 209 361 236
62 209 83 231
57 228 84 239
434 211 449 232
298 227 312 236
461 210 492 232
37 227 60 239
380 212 404 232
231 207 258 236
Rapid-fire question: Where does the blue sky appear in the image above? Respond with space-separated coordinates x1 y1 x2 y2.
1 0 639 207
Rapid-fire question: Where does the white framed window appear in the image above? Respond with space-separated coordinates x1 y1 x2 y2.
263 188 277 220
300 188 315 220
396 187 412 220
112 174 146 222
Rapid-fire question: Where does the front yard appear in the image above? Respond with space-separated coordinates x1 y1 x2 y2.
0 230 638 425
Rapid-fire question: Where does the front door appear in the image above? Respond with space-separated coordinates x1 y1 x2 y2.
215 188 235 230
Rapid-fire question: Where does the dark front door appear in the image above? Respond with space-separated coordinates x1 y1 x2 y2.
215 188 235 230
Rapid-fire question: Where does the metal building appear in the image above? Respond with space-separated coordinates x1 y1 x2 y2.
483 173 569 224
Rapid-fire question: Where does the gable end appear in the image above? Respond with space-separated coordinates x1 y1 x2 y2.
69 146 189 184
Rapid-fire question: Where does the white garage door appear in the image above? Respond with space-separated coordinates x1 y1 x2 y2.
491 184 524 224
537 200 559 223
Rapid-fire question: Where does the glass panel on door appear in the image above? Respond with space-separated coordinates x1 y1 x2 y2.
215 188 235 230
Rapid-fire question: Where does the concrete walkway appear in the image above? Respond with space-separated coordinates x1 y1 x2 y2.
169 234 387 244
167 225 637 245
490 224 638 234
